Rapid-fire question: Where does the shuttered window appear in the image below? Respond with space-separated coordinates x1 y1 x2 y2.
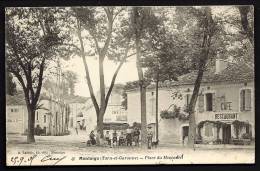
240 89 251 111
206 93 213 111
198 94 204 113
185 94 191 107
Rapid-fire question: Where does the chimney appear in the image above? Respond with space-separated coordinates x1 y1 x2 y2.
215 58 228 74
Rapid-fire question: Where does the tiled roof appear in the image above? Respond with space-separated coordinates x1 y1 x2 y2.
126 62 254 92
171 63 254 86
6 93 26 106
63 95 90 104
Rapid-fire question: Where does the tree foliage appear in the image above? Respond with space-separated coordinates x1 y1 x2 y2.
68 7 133 138
6 7 70 143
63 70 78 95
6 72 17 96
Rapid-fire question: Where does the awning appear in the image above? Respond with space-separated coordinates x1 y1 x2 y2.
103 122 129 130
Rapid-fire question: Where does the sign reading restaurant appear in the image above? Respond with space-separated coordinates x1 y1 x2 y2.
215 113 238 120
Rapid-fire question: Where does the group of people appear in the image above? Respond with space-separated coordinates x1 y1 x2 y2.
87 128 141 147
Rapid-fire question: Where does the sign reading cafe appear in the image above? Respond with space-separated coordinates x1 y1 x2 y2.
215 113 238 120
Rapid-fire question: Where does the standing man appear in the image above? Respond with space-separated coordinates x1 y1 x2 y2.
147 126 153 149
133 127 140 146
126 127 132 146
75 121 80 135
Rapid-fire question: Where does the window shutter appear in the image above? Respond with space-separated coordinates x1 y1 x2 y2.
218 96 225 111
198 94 204 113
212 93 216 112
245 89 251 111
240 90 244 111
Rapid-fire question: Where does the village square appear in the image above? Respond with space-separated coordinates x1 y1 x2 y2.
5 6 255 165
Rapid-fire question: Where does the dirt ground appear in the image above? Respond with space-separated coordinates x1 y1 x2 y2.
6 133 255 165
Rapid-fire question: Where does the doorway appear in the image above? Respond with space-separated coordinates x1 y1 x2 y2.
222 124 231 144
182 126 189 144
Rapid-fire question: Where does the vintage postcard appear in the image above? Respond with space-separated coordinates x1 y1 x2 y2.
5 6 254 166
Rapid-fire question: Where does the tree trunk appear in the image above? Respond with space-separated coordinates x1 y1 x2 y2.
140 84 147 144
238 6 254 45
187 58 207 147
133 7 147 146
97 110 105 142
27 105 35 143
135 38 147 145
187 8 214 147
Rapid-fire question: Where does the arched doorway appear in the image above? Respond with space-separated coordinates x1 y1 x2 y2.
222 124 231 144
181 125 189 145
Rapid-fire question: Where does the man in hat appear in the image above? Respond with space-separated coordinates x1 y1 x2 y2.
147 126 153 149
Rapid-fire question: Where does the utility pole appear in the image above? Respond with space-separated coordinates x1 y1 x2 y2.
155 70 159 143
155 57 159 143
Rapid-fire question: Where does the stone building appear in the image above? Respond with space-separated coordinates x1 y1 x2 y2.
84 84 128 135
126 59 254 145
6 90 70 136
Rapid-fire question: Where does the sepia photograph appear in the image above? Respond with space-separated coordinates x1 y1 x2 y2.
5 6 254 165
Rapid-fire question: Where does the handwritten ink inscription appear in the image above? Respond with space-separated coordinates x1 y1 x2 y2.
10 154 66 166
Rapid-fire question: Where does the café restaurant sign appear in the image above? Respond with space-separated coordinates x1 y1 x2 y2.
215 113 238 120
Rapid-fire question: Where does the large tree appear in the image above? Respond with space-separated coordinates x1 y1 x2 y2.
6 8 69 143
176 7 220 147
238 6 254 45
143 28 190 143
70 7 133 138
130 7 167 144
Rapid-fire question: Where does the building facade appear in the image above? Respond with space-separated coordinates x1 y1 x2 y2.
6 94 28 134
66 95 90 131
6 90 70 136
126 59 255 145
84 85 128 135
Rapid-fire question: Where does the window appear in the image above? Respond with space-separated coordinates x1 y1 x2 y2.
44 115 46 123
185 94 191 107
240 89 251 111
205 93 213 111
246 124 250 134
11 108 18 112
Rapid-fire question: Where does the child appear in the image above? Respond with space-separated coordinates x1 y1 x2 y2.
105 131 111 146
119 131 125 146
112 130 118 147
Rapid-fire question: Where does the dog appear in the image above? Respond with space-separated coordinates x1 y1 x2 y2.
152 140 159 148
86 140 92 146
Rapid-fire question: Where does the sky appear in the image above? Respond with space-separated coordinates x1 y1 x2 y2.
63 55 138 97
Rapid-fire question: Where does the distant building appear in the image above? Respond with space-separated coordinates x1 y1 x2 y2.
64 95 90 131
84 84 128 135
6 90 70 136
6 93 28 134
126 59 254 145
